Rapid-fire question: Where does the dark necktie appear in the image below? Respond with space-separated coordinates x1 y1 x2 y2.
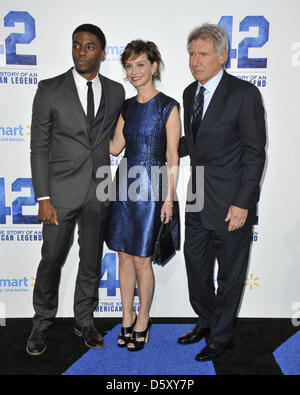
192 86 205 140
87 81 94 125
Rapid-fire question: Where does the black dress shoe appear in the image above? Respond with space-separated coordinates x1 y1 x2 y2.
26 328 47 356
74 324 104 349
177 325 210 345
195 340 234 361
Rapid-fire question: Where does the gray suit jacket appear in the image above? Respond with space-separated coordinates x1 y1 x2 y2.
30 68 125 209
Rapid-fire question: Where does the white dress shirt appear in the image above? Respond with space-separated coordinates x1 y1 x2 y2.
38 68 102 201
72 67 102 117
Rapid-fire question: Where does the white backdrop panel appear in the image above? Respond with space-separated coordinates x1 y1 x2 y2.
0 0 299 319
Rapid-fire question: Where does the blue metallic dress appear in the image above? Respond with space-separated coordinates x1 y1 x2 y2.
106 92 180 257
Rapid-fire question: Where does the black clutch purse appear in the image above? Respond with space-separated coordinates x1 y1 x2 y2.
152 219 175 266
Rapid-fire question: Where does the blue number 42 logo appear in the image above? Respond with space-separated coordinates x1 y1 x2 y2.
0 11 36 65
218 16 269 69
99 253 138 297
0 178 39 224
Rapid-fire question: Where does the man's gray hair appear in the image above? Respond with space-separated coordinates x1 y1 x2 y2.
187 23 229 65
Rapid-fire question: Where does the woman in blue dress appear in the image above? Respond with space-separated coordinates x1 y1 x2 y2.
106 40 180 351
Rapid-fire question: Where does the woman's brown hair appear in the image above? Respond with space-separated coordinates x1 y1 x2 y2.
121 39 164 81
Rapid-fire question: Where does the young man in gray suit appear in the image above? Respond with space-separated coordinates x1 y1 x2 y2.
178 24 266 361
26 24 125 355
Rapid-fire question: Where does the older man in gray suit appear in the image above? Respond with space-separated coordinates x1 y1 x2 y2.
26 24 125 355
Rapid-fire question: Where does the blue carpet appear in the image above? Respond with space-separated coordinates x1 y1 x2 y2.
63 324 215 375
273 330 300 375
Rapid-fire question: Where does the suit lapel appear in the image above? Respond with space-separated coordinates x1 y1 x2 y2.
92 74 109 147
185 81 198 139
196 71 229 138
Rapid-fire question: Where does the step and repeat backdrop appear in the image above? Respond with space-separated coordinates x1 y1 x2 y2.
0 0 299 320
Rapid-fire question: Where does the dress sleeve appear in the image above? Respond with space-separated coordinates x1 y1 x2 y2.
164 98 180 124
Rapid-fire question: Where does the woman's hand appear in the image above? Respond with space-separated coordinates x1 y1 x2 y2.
160 201 173 223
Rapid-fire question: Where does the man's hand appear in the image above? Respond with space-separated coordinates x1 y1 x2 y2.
225 205 248 232
38 199 59 225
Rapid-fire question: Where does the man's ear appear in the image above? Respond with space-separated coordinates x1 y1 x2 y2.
220 50 228 67
100 50 106 61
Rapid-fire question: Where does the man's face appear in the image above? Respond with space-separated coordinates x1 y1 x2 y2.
72 31 105 78
189 37 227 85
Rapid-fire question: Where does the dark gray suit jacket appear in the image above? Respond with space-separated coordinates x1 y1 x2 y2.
30 68 125 209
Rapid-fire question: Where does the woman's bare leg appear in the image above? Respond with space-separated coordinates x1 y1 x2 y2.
117 252 137 345
127 256 154 348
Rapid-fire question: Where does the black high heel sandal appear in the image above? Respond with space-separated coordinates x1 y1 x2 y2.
117 313 137 348
127 319 151 352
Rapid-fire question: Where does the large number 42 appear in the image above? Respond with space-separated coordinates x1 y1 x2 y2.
4 11 36 65
218 16 269 69
0 178 39 224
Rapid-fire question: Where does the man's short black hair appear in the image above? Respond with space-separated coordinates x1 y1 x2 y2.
72 24 106 50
